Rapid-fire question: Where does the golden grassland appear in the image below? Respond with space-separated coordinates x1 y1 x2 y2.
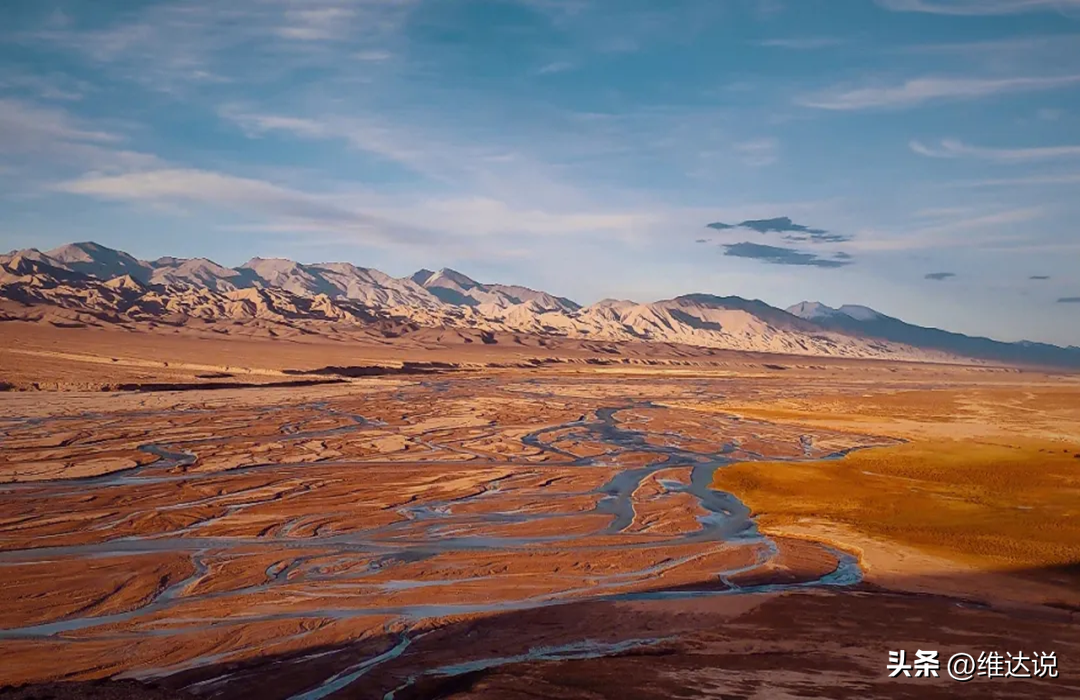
705 384 1080 574
679 385 1080 442
713 439 1080 571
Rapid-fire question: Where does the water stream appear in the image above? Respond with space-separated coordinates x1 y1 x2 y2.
0 379 883 697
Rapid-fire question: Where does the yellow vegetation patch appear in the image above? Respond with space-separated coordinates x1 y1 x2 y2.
668 384 1080 443
713 439 1080 571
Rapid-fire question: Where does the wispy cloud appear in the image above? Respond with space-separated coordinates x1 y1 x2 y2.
1030 275 1051 280
54 168 428 245
925 271 956 280
0 98 158 172
1058 296 1080 303
733 138 780 167
220 107 495 186
757 37 843 50
798 74 1080 110
0 98 117 145
850 207 1047 251
876 0 1080 16
54 166 654 252
898 34 1080 57
911 138 1080 161
277 6 357 41
384 196 650 238
536 61 574 75
355 49 393 62
0 72 91 101
22 0 419 91
950 172 1080 187
216 105 625 212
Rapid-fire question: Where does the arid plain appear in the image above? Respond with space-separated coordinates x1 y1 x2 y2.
2 322 1079 699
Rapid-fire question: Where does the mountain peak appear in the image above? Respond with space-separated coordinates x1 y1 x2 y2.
787 302 882 323
48 240 108 255
836 304 883 322
787 301 840 320
45 241 152 282
410 269 436 286
103 274 147 292
240 256 301 269
428 268 479 290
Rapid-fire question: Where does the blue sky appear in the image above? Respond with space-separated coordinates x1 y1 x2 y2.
2 0 1080 345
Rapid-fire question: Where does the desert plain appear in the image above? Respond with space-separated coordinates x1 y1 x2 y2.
1 322 1079 699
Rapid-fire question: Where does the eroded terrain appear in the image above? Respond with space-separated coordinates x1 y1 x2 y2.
2 352 1079 699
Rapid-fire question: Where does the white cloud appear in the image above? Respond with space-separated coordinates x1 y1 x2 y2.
355 49 393 61
536 61 574 75
876 0 1080 15
382 196 652 238
849 207 1048 251
898 34 1080 55
757 37 843 50
217 106 612 211
278 7 357 41
24 0 418 90
55 168 431 246
798 74 1080 110
0 98 117 145
911 138 1080 161
0 98 158 172
54 167 655 250
220 107 478 185
949 173 1080 187
733 138 780 167
0 72 91 101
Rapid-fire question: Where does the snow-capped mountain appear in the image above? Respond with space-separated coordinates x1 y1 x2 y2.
786 301 881 322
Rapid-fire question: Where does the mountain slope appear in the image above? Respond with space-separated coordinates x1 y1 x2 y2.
568 294 941 360
417 268 581 312
236 258 443 309
149 257 254 292
46 242 154 282
787 301 1080 368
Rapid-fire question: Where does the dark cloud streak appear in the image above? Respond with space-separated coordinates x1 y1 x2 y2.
722 241 852 268
706 216 851 243
925 272 956 281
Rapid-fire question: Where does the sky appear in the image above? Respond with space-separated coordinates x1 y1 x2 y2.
2 0 1080 346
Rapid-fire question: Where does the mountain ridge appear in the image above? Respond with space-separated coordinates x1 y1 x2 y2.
787 299 1077 368
3 242 1078 368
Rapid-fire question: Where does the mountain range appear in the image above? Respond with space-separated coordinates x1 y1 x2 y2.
3 241 1078 368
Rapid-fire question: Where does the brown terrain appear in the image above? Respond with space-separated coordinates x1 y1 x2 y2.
1 319 1079 699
